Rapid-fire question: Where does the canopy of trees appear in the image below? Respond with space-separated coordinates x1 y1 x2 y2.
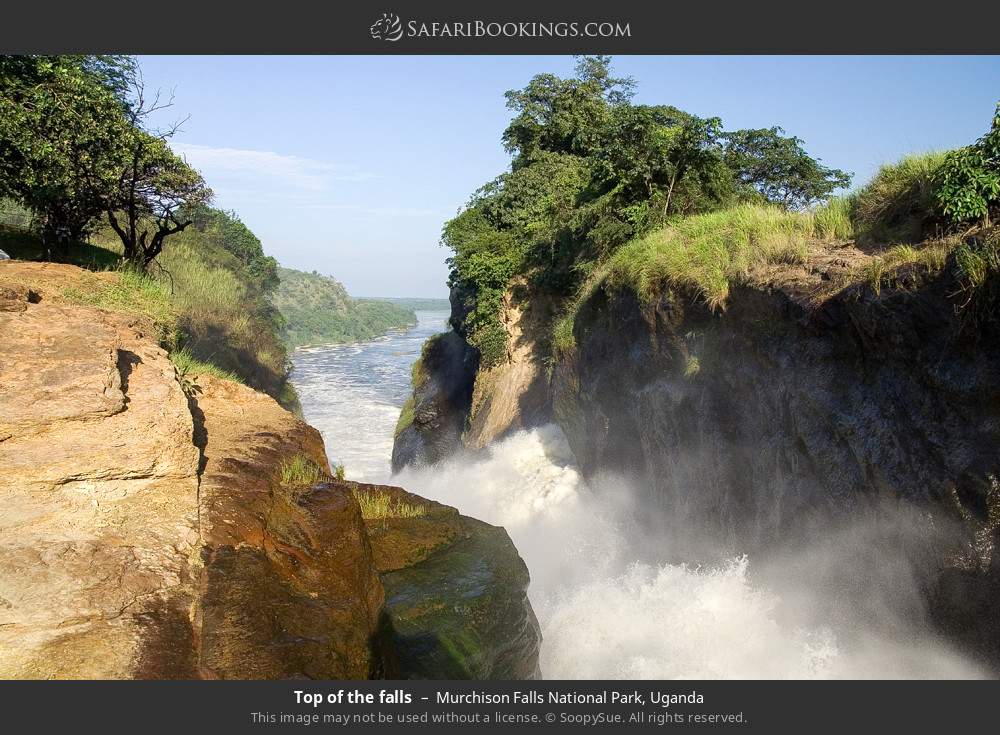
0 55 211 266
444 56 851 366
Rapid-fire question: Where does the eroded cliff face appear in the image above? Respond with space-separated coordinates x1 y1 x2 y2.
391 236 1000 662
0 261 539 680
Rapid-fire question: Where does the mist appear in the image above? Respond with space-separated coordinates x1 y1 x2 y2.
394 424 986 679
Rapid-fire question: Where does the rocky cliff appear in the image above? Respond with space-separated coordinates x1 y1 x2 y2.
392 232 1000 663
0 261 539 680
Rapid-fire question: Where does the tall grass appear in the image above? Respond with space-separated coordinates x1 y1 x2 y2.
953 231 1000 325
169 348 244 383
352 487 427 520
61 269 175 331
602 204 816 309
852 151 949 245
154 236 290 398
811 196 856 240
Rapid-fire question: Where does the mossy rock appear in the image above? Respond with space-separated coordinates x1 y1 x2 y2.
362 489 541 680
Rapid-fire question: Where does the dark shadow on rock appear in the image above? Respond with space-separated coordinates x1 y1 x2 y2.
115 349 142 404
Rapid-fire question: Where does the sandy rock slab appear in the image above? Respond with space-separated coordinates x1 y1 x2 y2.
0 267 200 678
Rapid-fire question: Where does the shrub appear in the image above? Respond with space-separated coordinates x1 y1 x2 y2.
852 152 949 244
936 103 1000 227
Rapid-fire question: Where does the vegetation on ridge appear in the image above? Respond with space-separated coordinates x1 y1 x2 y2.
443 56 853 368
271 266 416 348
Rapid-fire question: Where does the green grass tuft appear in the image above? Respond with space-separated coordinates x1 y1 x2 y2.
352 487 427 520
170 348 244 383
279 454 325 487
852 152 949 245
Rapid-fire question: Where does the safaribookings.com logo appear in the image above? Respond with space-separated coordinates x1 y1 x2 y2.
370 13 631 42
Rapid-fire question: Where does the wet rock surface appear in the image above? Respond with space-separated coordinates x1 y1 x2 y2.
390 330 477 472
355 484 541 680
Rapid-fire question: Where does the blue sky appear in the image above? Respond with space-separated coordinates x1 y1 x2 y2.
136 55 1000 297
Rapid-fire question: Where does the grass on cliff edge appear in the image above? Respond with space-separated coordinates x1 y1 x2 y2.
352 487 427 520
552 203 843 354
394 338 436 437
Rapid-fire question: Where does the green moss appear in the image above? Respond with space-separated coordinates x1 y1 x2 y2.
395 396 416 437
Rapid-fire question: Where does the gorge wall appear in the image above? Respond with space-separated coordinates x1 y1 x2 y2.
393 234 1000 665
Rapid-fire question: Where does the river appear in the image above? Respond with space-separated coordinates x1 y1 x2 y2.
291 312 984 680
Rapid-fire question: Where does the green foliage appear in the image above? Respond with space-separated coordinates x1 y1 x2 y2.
444 56 849 367
952 230 1000 326
0 56 134 245
332 463 346 481
352 487 427 520
0 55 211 265
169 348 244 383
852 152 949 244
936 104 1000 226
271 266 416 347
724 127 851 208
187 206 278 292
279 454 325 487
105 131 212 266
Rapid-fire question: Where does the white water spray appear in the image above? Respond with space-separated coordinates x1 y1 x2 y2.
293 319 984 680
395 426 984 679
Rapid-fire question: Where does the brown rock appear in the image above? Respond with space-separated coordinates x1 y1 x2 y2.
0 262 391 679
192 376 391 679
0 269 200 679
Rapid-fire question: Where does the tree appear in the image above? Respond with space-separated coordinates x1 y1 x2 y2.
936 102 1000 227
104 130 211 266
724 127 851 208
597 105 733 218
101 76 212 267
0 56 134 250
502 55 633 166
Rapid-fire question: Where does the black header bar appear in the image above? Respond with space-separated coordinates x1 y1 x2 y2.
1 0 999 54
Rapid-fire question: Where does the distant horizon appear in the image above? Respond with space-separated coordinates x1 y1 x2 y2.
136 55 1000 298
